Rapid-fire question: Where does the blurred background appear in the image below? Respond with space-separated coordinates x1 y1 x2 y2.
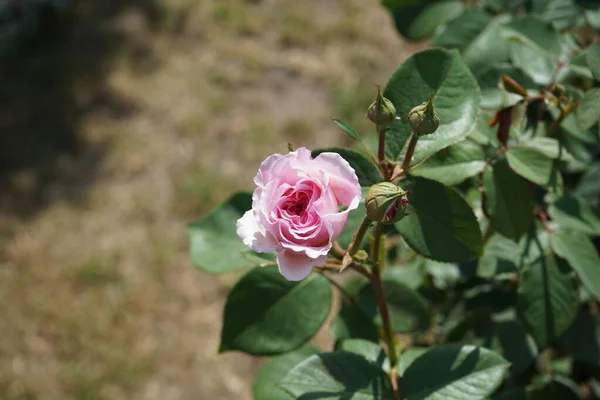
0 0 422 399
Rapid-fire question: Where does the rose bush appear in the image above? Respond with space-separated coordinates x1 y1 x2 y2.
236 147 361 281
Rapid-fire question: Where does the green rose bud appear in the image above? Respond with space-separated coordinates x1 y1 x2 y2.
366 85 398 127
407 96 440 136
365 182 409 224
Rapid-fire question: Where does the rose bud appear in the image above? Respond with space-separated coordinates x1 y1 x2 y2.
366 85 399 127
408 96 440 136
365 182 409 224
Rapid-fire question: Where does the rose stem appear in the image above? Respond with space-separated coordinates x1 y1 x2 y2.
377 124 386 163
370 221 400 399
400 134 419 173
347 216 372 256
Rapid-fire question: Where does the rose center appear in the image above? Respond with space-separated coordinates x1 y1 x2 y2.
283 192 310 216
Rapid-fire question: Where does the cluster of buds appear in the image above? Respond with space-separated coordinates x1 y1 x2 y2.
365 182 410 224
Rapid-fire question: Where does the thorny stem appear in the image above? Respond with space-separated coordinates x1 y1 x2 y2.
400 134 419 173
378 125 386 164
370 222 400 399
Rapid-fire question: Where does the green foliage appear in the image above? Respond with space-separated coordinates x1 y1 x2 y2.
188 1 600 398
220 267 331 355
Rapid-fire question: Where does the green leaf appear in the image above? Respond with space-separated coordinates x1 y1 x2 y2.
253 344 320 400
385 119 412 160
548 196 600 235
396 178 483 262
574 161 600 200
332 280 380 345
484 160 534 241
477 234 520 278
551 229 600 301
559 310 600 367
410 140 486 186
587 42 600 81
504 16 560 85
357 278 431 333
220 267 332 355
529 376 583 400
550 105 598 144
477 65 537 109
382 0 464 41
517 254 578 349
504 16 561 56
406 1 465 40
532 0 579 30
483 0 526 13
432 11 511 72
384 261 426 290
383 48 480 165
279 352 394 399
338 339 390 372
312 148 381 187
520 137 575 161
397 348 428 376
333 119 362 141
506 147 553 186
400 345 510 400
188 192 255 274
578 88 600 131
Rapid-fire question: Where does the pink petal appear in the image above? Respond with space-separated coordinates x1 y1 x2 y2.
276 250 326 281
236 210 277 253
313 152 362 208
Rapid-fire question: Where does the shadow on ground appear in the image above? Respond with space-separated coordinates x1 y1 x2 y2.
0 0 173 218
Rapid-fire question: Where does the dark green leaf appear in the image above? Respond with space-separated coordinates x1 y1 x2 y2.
410 140 486 186
383 49 480 165
484 160 534 241
477 234 520 278
548 196 600 235
382 0 463 41
578 88 600 131
560 310 600 367
532 0 579 30
338 339 390 372
529 376 583 399
574 161 600 200
358 278 431 333
331 301 380 344
506 147 553 186
312 148 381 186
477 65 537 109
520 137 575 161
432 11 511 72
400 345 510 400
406 1 465 40
188 192 255 274
220 267 331 355
504 16 561 85
587 42 600 81
483 0 526 13
253 344 320 400
396 178 483 262
333 119 362 141
385 119 412 160
279 352 394 399
551 229 600 301
384 261 426 290
397 348 428 376
517 254 578 349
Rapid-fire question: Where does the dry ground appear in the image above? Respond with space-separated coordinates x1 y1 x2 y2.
0 1 422 399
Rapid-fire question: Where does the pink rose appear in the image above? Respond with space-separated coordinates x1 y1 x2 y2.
237 147 362 281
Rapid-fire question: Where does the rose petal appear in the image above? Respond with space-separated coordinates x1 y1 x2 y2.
313 152 362 208
236 210 277 253
276 249 326 281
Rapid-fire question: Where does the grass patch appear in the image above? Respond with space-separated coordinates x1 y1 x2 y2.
73 257 122 287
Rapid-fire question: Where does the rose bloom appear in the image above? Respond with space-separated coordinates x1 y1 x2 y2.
237 147 362 281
